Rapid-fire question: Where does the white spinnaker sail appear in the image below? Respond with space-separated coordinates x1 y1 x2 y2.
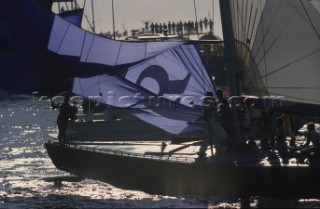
228 0 320 105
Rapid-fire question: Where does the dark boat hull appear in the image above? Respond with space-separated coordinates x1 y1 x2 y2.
44 142 320 198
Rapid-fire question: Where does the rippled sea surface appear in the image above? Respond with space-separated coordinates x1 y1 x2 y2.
1 96 320 209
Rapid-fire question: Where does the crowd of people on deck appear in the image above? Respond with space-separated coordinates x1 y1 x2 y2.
139 18 214 36
197 88 320 161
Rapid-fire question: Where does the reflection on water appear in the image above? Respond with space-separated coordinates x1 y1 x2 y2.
1 97 320 208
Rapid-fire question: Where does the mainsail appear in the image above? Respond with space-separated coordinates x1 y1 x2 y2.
227 0 320 106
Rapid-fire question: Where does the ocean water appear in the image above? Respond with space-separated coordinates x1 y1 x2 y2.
1 96 320 209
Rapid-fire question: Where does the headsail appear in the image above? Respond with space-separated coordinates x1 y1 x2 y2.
227 0 320 106
73 44 216 134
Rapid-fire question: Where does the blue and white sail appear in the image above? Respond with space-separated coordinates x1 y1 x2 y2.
48 15 184 65
73 44 216 134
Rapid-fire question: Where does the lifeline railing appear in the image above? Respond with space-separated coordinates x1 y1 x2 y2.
65 143 196 163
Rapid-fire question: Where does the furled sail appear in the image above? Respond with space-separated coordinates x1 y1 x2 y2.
73 44 216 134
227 0 320 106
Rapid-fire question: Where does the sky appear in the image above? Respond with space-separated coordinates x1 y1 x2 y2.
52 0 223 39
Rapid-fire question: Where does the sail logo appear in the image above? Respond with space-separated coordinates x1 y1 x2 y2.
131 65 191 96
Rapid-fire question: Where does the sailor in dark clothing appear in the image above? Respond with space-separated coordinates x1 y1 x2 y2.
69 101 78 121
204 17 208 30
199 19 203 33
150 22 155 34
52 96 71 143
261 100 273 150
303 123 320 150
197 92 216 159
216 89 234 148
209 19 214 32
168 21 172 34
297 123 320 162
171 21 176 34
273 117 288 154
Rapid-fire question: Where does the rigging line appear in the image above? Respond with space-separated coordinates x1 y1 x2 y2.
240 0 248 61
85 34 96 62
235 0 244 60
79 0 94 32
261 48 320 78
235 0 239 41
230 0 237 42
245 60 266 96
193 0 200 39
246 3 253 47
248 1 282 88
79 30 87 60
299 0 320 40
244 0 249 44
248 7 258 50
82 13 94 32
98 72 101 100
237 0 241 43
267 91 320 104
114 41 123 65
83 0 87 9
250 1 282 61
268 86 320 90
236 0 241 57
239 43 264 93
241 0 246 44
253 1 295 68
258 0 269 95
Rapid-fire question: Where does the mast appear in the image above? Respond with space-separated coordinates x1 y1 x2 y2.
219 0 239 96
58 2 61 13
212 0 214 34
193 0 200 39
112 0 116 39
91 0 95 33
219 0 243 145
